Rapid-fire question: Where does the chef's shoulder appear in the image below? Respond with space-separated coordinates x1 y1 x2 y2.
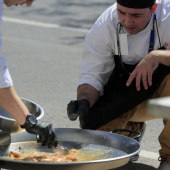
94 3 118 30
156 0 170 4
155 0 170 26
156 0 170 16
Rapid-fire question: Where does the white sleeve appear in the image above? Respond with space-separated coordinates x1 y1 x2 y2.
79 23 115 95
0 51 13 88
0 2 13 88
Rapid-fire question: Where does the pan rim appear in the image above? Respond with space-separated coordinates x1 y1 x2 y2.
0 141 141 165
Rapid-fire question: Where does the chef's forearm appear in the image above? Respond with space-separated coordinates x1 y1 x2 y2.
151 50 170 66
77 84 100 107
0 86 29 125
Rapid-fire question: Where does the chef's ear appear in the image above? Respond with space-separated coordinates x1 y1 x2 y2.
151 3 158 14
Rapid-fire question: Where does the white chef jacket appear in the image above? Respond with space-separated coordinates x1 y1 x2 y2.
0 0 13 88
79 0 170 95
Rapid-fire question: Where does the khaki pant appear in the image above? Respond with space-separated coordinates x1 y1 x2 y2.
97 74 170 157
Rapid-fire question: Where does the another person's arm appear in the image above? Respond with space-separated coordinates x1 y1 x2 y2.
1 0 57 148
0 86 28 125
0 86 57 148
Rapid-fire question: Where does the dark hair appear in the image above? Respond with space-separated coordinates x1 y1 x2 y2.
117 0 156 9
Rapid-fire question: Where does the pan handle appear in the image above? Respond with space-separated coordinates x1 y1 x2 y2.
110 129 141 142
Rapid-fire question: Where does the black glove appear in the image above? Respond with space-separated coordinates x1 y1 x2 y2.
21 114 57 148
67 99 90 121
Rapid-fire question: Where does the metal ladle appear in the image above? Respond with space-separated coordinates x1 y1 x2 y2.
56 144 69 155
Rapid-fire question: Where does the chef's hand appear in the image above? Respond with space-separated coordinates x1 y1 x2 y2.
67 99 90 121
126 52 159 91
22 120 57 148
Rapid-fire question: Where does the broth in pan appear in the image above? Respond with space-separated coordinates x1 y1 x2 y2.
4 141 128 162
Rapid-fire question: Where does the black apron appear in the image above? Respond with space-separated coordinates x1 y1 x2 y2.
79 56 170 130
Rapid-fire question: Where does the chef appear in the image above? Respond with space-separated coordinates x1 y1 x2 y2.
67 0 170 169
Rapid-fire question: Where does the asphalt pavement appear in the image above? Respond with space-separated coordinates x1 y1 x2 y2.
1 0 165 169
